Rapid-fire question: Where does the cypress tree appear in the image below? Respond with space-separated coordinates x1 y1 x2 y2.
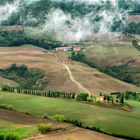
120 93 125 104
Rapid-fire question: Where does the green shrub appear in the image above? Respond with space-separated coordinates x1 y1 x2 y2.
65 119 83 127
0 104 13 110
91 126 101 132
5 134 19 140
7 105 13 110
38 124 52 134
52 114 66 122
24 110 31 115
43 114 48 119
0 134 4 140
76 93 89 101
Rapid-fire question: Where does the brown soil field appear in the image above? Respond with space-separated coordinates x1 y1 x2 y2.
0 45 140 94
0 109 69 128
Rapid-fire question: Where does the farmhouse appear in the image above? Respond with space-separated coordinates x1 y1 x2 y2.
73 47 81 52
96 96 104 102
55 47 73 52
55 46 84 52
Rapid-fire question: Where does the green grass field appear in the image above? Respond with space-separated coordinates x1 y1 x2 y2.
0 92 140 139
0 120 36 138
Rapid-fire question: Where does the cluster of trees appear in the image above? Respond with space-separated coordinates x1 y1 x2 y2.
0 0 129 32
117 93 125 104
104 65 140 86
111 91 140 102
132 39 140 50
118 0 140 11
1 0 117 26
125 91 140 101
0 64 44 89
76 93 89 101
0 30 26 46
103 95 113 103
70 51 85 61
124 22 140 35
0 30 61 49
1 0 140 36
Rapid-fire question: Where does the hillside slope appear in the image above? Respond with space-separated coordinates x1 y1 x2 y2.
0 45 140 94
84 38 140 87
0 77 18 87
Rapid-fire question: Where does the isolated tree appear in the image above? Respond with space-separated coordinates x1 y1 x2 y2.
104 95 107 101
107 95 110 103
120 93 125 104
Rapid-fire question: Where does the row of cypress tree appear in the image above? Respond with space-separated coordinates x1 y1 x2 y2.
1 84 76 99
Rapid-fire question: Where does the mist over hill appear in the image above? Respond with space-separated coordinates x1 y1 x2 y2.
0 0 140 42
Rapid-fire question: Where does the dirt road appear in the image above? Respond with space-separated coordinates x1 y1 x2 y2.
62 63 91 95
50 52 91 95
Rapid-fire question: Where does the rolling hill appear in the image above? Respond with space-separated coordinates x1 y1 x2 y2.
82 36 140 87
0 44 140 95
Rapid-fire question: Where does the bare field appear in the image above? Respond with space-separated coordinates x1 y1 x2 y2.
0 109 69 128
0 45 140 94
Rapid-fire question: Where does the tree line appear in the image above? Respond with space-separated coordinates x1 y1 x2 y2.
1 84 129 104
1 84 76 99
0 30 61 49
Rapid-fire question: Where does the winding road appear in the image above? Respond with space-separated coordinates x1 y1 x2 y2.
62 63 91 95
49 51 91 95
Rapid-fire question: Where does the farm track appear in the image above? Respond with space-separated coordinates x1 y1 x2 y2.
62 63 91 95
48 51 91 95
